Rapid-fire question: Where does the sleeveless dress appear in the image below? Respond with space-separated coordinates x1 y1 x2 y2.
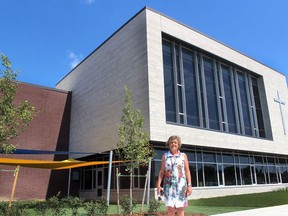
163 151 188 208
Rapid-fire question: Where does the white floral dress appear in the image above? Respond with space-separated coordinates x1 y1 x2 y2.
163 151 188 208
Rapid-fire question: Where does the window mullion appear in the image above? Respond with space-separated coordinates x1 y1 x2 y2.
215 60 224 131
230 67 241 134
179 45 187 125
172 42 180 123
248 75 260 137
244 73 255 136
219 63 229 131
200 54 209 128
234 71 245 135
195 52 203 128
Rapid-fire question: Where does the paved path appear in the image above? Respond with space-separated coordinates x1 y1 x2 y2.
211 204 288 216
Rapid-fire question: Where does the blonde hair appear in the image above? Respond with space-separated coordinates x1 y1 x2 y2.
166 135 182 148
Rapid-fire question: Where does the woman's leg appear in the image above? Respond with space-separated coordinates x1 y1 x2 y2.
167 206 175 216
176 207 185 216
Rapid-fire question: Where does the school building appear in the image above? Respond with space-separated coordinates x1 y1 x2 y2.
1 7 288 201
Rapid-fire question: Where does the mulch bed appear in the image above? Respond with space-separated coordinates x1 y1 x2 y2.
108 212 205 215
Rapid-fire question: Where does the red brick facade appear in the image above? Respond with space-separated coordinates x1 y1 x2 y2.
0 82 71 201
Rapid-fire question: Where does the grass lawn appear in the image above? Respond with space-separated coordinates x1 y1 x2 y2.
99 189 288 215
185 190 288 215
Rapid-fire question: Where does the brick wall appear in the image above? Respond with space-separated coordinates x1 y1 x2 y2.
0 82 71 201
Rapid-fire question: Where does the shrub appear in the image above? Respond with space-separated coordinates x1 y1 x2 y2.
34 201 50 216
46 192 66 216
0 203 29 216
120 195 136 215
148 198 161 215
61 196 85 216
95 197 108 215
85 198 108 216
0 202 8 216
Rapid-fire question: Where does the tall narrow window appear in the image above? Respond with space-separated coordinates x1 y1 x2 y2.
203 57 219 130
237 72 253 135
222 65 237 133
163 40 176 122
251 78 266 137
182 48 199 126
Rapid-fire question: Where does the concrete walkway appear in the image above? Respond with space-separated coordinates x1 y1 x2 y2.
211 204 288 216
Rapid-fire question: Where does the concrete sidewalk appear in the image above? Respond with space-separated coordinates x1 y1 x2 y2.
211 204 288 216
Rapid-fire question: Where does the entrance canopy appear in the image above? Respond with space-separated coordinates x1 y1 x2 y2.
0 158 125 170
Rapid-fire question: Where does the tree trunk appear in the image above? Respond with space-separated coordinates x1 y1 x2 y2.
130 171 133 215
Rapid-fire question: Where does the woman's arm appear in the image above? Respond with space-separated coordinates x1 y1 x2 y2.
184 153 192 195
157 154 166 195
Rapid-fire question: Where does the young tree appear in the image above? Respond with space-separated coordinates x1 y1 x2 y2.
0 53 35 153
117 85 155 211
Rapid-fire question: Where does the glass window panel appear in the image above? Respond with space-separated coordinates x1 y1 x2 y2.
222 66 237 133
239 155 250 164
223 164 237 185
133 168 139 188
189 163 197 187
163 41 176 123
280 166 288 183
197 163 204 187
235 165 241 185
234 155 239 163
267 157 275 165
196 152 202 162
204 163 218 186
255 165 266 184
175 45 181 85
267 166 278 184
178 86 184 113
198 59 206 127
93 170 96 189
84 169 93 190
164 85 176 122
139 167 147 188
183 48 200 126
252 77 266 137
203 152 217 162
119 165 130 189
203 57 220 130
111 167 116 189
217 153 222 163
187 151 196 162
155 149 167 159
179 114 184 124
153 161 162 187
255 156 263 164
250 156 255 164
238 72 252 135
103 168 108 189
240 165 252 185
223 154 234 163
218 164 223 185
279 158 287 165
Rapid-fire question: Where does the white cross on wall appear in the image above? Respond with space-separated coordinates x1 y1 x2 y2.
274 91 287 135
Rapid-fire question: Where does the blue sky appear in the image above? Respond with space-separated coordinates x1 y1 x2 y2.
1 0 287 87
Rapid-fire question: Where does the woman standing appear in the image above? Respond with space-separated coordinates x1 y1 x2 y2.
157 135 192 216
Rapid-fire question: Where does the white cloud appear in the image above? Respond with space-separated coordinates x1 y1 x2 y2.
68 51 81 69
